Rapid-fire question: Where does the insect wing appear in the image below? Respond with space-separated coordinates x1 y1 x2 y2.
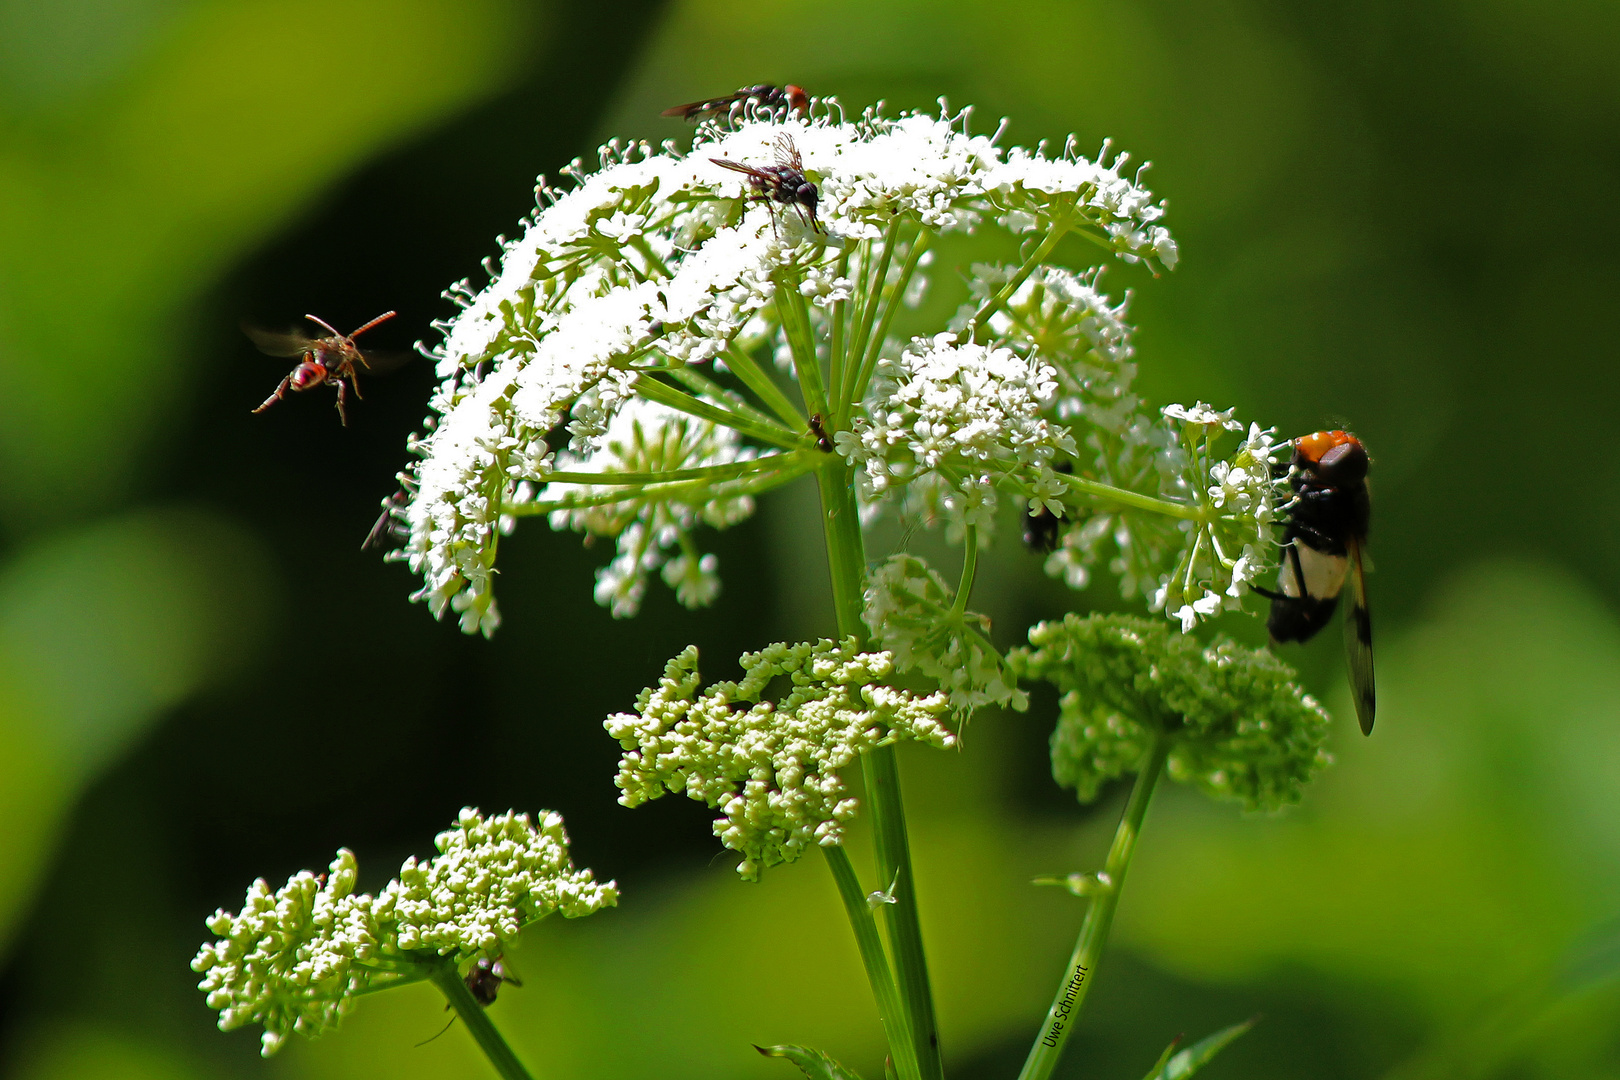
710 157 770 182
349 346 412 375
772 133 803 171
242 323 315 358
1343 538 1376 735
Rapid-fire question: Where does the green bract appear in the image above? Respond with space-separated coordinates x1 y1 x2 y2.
605 639 955 879
1008 614 1333 810
863 552 1027 719
191 808 616 1056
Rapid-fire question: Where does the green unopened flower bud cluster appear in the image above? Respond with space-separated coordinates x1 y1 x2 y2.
1009 614 1332 810
863 552 1027 719
191 808 616 1056
606 640 954 879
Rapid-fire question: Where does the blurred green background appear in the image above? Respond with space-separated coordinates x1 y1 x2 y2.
1 0 1617 1077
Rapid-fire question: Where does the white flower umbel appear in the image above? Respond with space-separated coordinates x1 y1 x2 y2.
839 335 1074 532
540 396 761 617
605 640 954 879
191 850 378 1057
192 808 615 1056
378 808 618 957
379 99 1180 632
1151 404 1288 631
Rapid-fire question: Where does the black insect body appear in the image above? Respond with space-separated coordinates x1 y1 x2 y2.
416 956 523 1046
808 413 833 452
1022 461 1074 554
245 311 398 425
464 957 521 1006
710 134 821 234
662 83 809 124
1258 430 1376 734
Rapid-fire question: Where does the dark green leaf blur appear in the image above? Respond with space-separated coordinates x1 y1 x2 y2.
0 0 1616 1077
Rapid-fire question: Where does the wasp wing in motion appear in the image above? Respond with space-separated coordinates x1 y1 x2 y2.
349 347 412 374
1343 538 1376 735
242 323 314 358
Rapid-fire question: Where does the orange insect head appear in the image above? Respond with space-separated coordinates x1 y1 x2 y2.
1294 429 1361 463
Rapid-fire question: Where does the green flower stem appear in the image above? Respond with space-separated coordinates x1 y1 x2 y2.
777 285 829 422
816 458 869 646
842 221 900 411
814 460 944 1080
428 961 536 1080
848 227 932 417
863 745 943 1080
722 344 808 429
947 525 978 620
541 454 807 487
505 456 814 516
1016 733 1172 1080
1059 474 1204 522
827 247 852 413
665 365 793 435
957 211 1075 346
633 376 802 450
823 846 922 1080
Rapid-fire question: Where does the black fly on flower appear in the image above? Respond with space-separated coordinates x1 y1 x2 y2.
709 133 821 234
1256 430 1377 734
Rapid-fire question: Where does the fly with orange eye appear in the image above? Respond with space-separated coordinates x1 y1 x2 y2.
1254 430 1377 734
662 83 809 125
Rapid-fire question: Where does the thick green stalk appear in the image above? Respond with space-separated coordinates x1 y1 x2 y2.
815 461 944 1080
429 962 536 1080
863 745 941 1080
1016 734 1172 1080
823 846 922 1080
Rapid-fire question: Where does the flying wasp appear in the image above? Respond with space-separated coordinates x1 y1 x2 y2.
709 133 821 234
1256 430 1377 735
244 310 398 426
662 83 809 124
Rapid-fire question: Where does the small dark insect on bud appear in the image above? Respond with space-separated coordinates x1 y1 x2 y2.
808 414 833 452
464 957 520 1006
1023 461 1073 553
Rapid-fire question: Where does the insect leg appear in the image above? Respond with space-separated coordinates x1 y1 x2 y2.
253 375 294 414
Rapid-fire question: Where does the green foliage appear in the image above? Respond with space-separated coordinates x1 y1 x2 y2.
755 1043 866 1080
1009 614 1332 810
1141 1017 1257 1080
